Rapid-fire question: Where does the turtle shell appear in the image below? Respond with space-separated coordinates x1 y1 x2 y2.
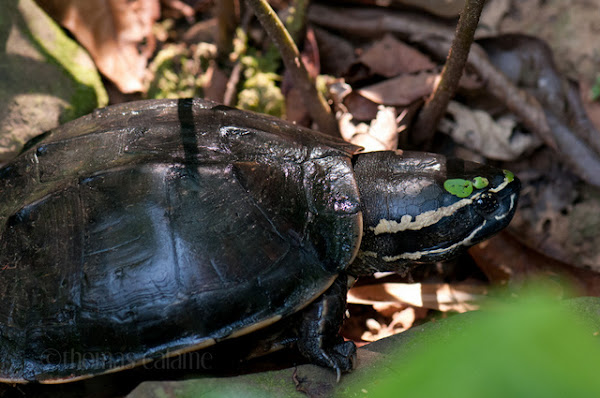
0 99 363 383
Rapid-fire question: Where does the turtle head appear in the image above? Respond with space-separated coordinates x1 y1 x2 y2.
350 150 520 275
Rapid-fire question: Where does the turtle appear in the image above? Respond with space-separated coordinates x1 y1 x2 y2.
0 98 520 383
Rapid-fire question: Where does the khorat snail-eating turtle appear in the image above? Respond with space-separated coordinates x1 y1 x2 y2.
0 98 520 383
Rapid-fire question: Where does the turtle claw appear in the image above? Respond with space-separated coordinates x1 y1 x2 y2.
330 340 357 381
296 276 357 376
332 340 357 373
300 338 356 381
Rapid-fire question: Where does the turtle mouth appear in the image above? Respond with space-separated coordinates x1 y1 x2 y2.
391 185 520 264
398 223 489 263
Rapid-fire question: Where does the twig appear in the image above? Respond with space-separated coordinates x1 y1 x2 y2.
305 6 600 185
224 62 242 106
307 5 558 150
245 0 339 136
223 10 253 107
412 0 485 145
216 0 237 64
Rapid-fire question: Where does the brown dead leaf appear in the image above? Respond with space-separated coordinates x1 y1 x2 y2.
506 138 600 271
37 0 160 93
357 71 438 106
183 17 218 44
285 87 310 127
357 70 482 107
313 27 357 77
343 91 380 121
470 232 600 297
160 0 195 21
348 282 486 312
359 34 435 77
282 28 320 127
203 60 228 103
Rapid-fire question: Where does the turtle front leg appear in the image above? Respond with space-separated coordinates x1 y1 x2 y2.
296 275 357 379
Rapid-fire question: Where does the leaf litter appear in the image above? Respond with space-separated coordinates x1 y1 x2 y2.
22 0 600 386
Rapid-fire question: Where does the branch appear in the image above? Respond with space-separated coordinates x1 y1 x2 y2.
216 0 237 64
245 0 339 136
411 0 485 145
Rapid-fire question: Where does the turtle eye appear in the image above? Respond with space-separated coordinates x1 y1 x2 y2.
475 193 499 215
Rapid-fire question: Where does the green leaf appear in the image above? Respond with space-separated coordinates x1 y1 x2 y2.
472 176 489 189
343 289 600 398
444 178 473 198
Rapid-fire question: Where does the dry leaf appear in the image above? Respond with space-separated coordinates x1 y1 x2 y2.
160 0 195 21
361 306 425 342
183 17 218 44
439 101 541 161
510 173 600 272
359 34 435 77
477 0 510 36
357 71 437 106
357 70 482 107
348 282 486 312
203 60 228 103
343 91 380 121
37 0 160 93
470 233 600 297
313 27 357 77
340 106 398 152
